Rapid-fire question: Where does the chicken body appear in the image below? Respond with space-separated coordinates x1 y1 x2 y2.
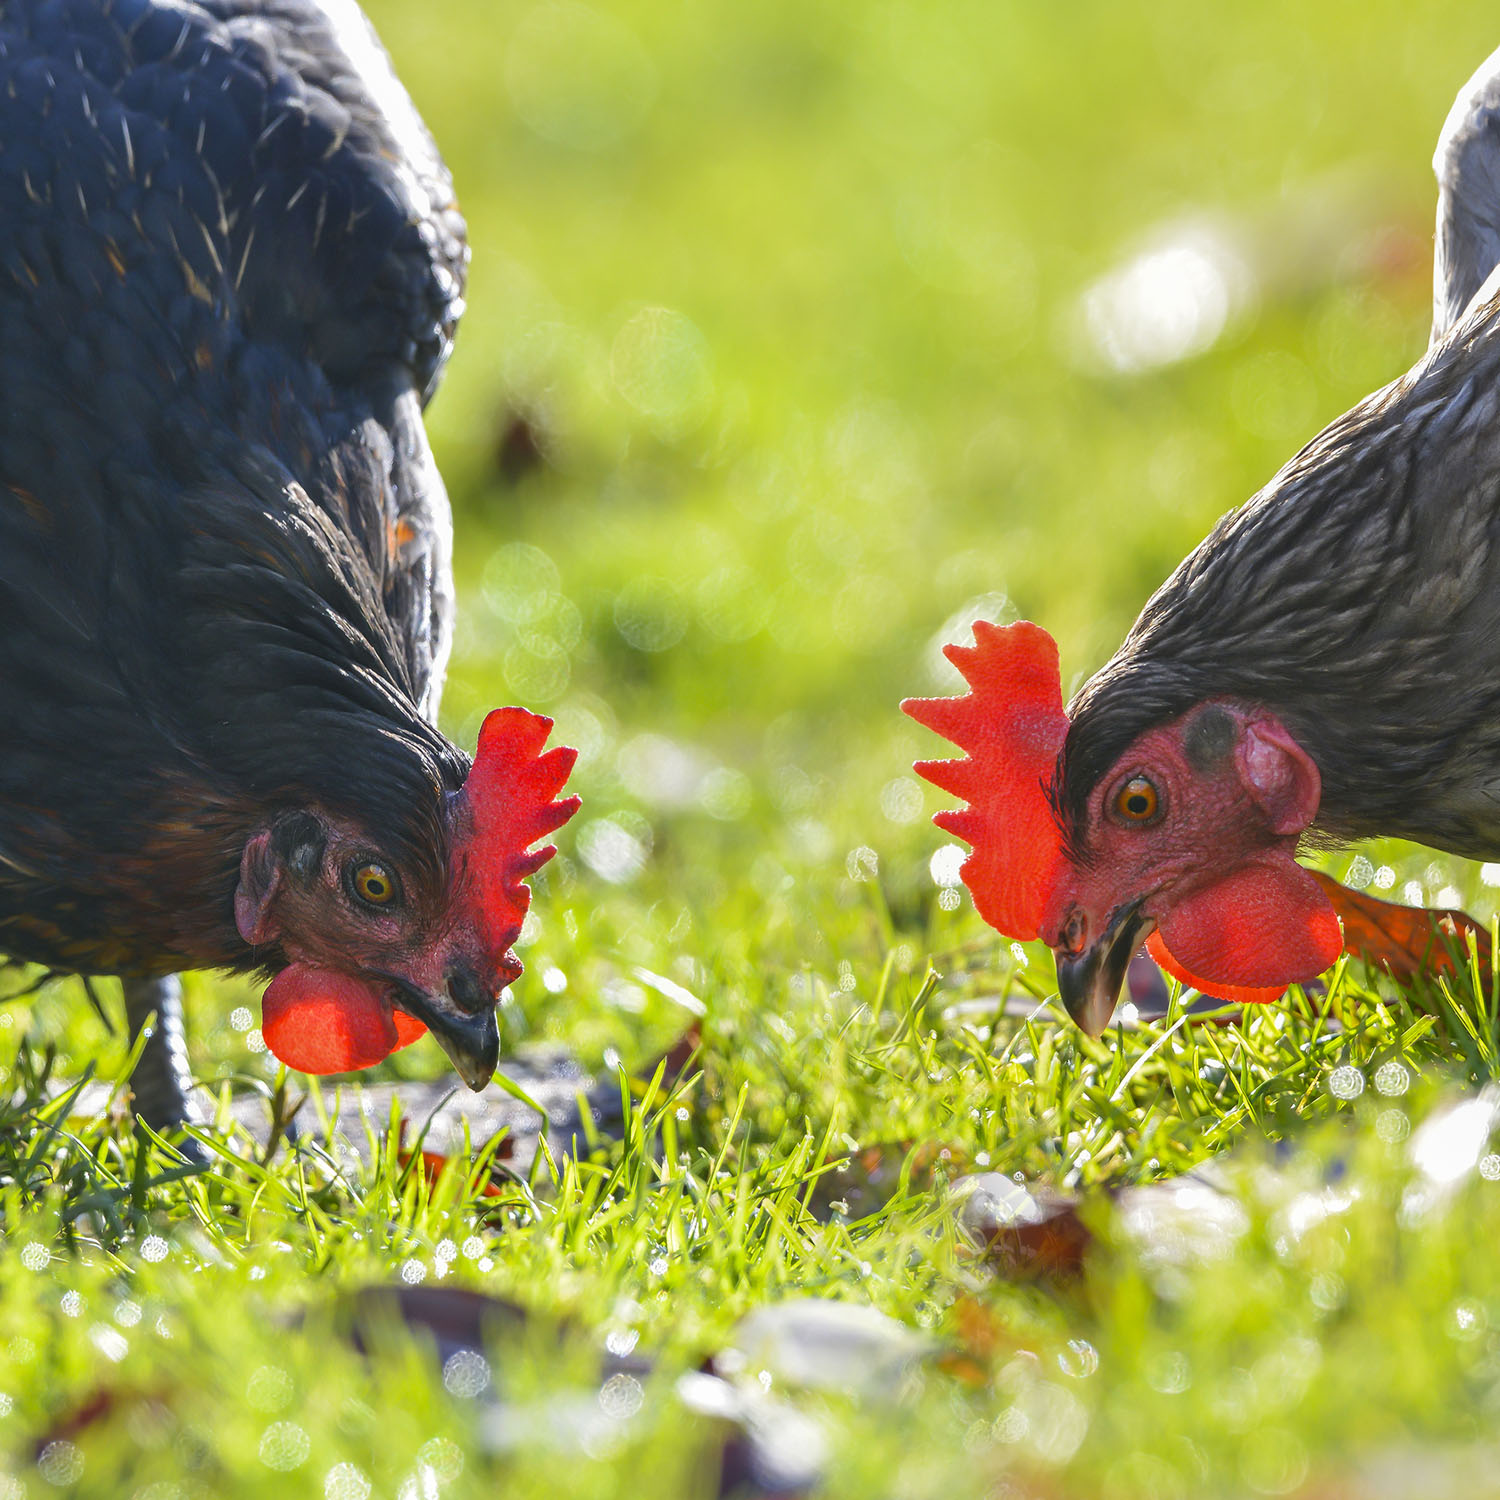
1040 44 1500 1026
909 45 1500 1035
0 0 507 1119
1062 53 1500 857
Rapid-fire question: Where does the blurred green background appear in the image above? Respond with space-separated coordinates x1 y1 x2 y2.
358 0 1499 1004
19 9 1500 1498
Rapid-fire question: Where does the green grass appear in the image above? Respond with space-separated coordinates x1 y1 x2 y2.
10 929 1500 1496
8 0 1500 1494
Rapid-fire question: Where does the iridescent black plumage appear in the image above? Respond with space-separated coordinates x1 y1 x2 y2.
1058 45 1500 861
0 0 470 1117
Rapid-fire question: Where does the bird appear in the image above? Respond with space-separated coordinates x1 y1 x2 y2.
0 0 578 1127
906 44 1500 1037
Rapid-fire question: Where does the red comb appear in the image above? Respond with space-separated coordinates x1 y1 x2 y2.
458 707 581 974
901 620 1070 941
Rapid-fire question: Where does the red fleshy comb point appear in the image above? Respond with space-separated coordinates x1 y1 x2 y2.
459 707 581 971
902 620 1069 942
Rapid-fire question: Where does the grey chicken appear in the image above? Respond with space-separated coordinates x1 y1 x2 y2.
908 45 1500 1034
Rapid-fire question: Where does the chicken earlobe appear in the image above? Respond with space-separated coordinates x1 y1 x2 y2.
234 832 290 948
1238 718 1321 837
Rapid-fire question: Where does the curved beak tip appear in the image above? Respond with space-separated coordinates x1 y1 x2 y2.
1057 974 1118 1038
388 980 500 1091
433 1012 499 1092
1054 901 1154 1040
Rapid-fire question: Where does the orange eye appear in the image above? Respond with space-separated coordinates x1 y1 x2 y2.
352 862 397 907
1113 776 1160 823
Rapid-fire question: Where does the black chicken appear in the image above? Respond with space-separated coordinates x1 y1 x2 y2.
0 0 577 1124
908 45 1500 1034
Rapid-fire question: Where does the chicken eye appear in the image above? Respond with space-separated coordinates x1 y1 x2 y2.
350 861 398 908
1113 776 1161 823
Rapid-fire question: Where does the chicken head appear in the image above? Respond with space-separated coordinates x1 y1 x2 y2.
234 708 579 1087
903 621 1342 1035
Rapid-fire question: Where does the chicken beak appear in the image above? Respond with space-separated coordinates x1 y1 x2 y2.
1054 898 1155 1038
386 973 500 1092
425 1004 500 1092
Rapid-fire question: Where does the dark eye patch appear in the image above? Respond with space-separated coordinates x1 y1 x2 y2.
271 811 326 883
1183 706 1236 771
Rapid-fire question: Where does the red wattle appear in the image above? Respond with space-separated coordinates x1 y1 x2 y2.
1149 856 1343 1003
391 1010 428 1049
260 965 403 1074
1146 933 1288 1005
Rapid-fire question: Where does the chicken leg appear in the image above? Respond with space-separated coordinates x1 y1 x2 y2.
122 976 201 1132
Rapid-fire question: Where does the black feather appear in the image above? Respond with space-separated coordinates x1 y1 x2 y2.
1059 295 1500 857
0 0 470 976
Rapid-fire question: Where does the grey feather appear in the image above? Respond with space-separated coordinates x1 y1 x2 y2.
1433 44 1500 342
1061 45 1500 862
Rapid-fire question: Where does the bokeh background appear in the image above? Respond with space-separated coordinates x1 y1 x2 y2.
359 0 1498 1053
